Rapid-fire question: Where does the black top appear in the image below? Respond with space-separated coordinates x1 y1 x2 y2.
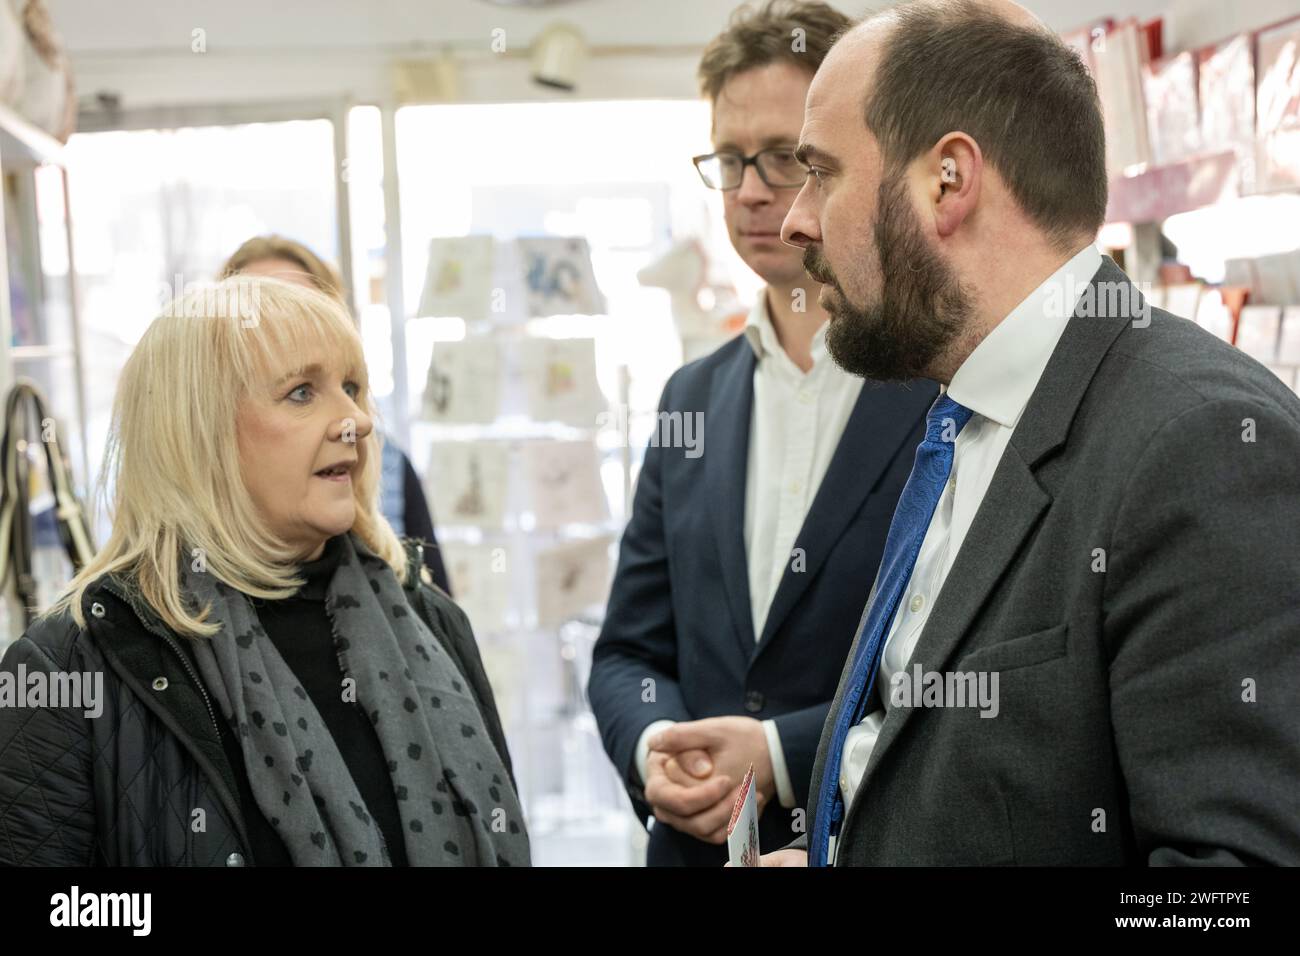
211 535 409 866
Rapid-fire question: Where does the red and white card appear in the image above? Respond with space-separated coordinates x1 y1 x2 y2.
726 764 760 867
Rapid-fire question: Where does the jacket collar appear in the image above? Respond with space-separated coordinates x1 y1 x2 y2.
80 570 253 857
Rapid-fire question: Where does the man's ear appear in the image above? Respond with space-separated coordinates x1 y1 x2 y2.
926 133 981 239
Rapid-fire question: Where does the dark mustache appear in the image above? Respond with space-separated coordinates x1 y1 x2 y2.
802 247 836 286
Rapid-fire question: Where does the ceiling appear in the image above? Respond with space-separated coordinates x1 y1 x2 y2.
47 0 1174 56
47 0 1288 113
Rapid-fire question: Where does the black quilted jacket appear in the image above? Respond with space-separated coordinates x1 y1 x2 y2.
0 540 514 866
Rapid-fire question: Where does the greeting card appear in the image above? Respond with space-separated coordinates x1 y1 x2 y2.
521 440 608 529
1092 20 1152 173
1236 306 1282 362
534 536 613 629
1193 288 1234 343
417 236 495 319
726 765 760 868
422 338 502 424
424 440 511 530
517 236 606 317
440 542 510 636
1143 53 1200 166
519 337 606 426
1199 34 1255 188
1257 20 1300 191
1278 307 1300 365
1163 283 1203 322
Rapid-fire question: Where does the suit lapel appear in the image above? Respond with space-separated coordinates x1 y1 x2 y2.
842 256 1139 812
705 341 759 655
753 380 936 657
841 450 1050 834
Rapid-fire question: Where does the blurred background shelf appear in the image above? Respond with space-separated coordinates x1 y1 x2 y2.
0 102 66 171
0 95 91 647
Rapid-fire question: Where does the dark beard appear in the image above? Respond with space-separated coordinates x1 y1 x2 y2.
811 172 969 381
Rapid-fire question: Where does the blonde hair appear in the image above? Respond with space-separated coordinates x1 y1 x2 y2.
46 276 407 638
220 235 346 303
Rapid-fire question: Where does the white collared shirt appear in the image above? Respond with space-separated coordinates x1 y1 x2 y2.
636 292 863 808
741 294 866 644
831 244 1103 861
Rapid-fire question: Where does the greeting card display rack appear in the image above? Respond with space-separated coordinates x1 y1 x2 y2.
412 234 643 864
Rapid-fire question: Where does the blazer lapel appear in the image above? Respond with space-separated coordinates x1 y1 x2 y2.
753 380 937 657
843 450 1051 830
705 342 759 654
846 256 1138 805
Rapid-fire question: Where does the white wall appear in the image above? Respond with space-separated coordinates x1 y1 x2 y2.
1162 0 1300 52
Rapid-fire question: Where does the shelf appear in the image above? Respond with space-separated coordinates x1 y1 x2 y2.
1105 150 1243 224
0 103 65 170
1105 147 1300 225
9 345 75 361
435 522 621 541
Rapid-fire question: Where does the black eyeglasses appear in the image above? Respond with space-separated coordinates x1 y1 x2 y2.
692 146 806 191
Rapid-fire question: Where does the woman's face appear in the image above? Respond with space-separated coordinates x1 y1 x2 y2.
236 348 373 562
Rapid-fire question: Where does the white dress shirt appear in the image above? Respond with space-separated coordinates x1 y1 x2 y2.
832 244 1102 861
637 292 864 808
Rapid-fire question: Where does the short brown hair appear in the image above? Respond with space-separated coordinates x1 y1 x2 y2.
220 235 346 303
864 0 1108 249
697 0 852 103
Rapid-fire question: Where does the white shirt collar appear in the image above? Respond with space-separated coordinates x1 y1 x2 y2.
742 294 775 359
742 291 829 365
946 244 1102 428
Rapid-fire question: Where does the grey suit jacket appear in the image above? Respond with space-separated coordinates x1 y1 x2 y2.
797 257 1300 866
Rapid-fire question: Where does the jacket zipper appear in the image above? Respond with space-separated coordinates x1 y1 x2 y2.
102 580 221 740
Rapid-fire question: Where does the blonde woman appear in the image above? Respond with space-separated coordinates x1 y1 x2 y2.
0 277 529 867
221 234 451 595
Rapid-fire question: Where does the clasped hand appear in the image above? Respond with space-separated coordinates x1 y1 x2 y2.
643 716 776 845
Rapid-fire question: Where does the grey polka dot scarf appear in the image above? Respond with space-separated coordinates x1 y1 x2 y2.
185 532 530 867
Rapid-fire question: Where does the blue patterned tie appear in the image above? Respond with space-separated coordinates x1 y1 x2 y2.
808 393 975 867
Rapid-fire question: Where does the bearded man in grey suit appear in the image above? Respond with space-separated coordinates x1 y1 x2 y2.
761 0 1300 866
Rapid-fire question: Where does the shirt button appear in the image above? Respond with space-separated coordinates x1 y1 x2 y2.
225 852 245 867
798 391 813 404
744 690 765 713
909 594 925 613
789 480 802 495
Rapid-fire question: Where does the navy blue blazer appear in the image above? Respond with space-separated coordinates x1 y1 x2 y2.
588 333 936 866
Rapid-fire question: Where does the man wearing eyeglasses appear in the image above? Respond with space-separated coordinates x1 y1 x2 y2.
589 0 937 866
